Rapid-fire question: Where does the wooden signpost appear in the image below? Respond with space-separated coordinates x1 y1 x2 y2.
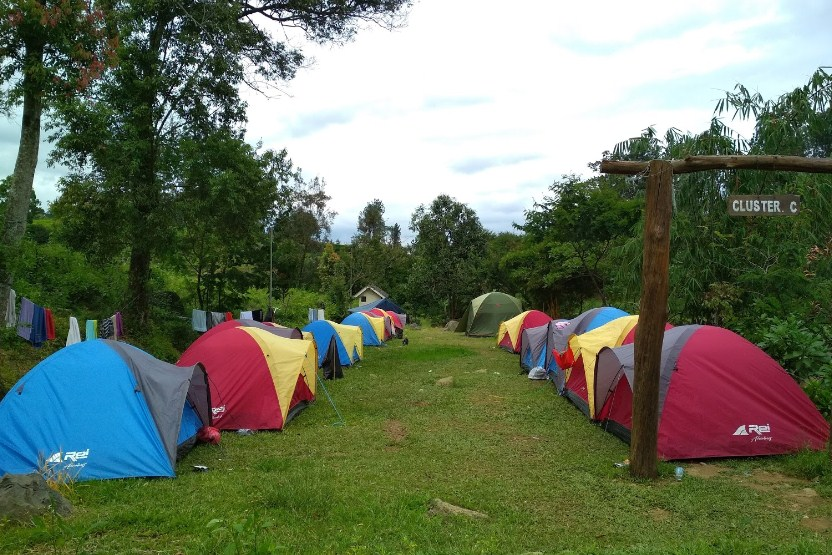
600 154 832 479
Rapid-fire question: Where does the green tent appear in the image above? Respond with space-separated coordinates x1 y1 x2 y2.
455 292 523 337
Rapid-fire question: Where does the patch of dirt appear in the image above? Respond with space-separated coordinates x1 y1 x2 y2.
731 470 829 515
802 517 832 532
384 420 407 444
742 470 809 494
784 488 822 508
411 401 430 408
649 508 671 522
468 392 506 408
685 463 725 479
749 470 807 486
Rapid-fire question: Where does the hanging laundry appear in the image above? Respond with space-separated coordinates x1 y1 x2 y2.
44 308 56 340
85 319 98 341
100 317 114 339
192 309 207 332
29 305 47 347
240 310 253 320
225 311 233 322
252 309 263 322
16 297 35 341
113 311 124 339
210 312 225 328
5 288 16 328
67 316 82 346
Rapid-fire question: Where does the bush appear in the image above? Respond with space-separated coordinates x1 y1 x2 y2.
14 239 126 318
273 288 325 328
754 315 832 383
752 315 832 416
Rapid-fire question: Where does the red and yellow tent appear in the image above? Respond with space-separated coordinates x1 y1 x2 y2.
178 324 316 430
496 310 552 353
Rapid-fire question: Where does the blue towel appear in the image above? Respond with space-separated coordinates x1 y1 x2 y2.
29 305 46 347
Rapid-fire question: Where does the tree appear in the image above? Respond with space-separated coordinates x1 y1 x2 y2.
171 132 284 311
0 176 44 224
388 222 402 247
356 198 386 242
517 175 641 308
49 0 410 328
0 0 116 322
610 70 832 327
407 194 489 321
483 231 522 299
349 199 390 294
276 176 336 291
317 242 348 320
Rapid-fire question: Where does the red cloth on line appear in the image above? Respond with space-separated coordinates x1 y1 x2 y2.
553 347 574 370
225 311 233 321
44 308 56 340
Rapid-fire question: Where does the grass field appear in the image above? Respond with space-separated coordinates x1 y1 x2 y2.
2 327 832 554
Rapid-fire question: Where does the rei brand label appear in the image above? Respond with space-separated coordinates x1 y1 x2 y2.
45 449 90 468
733 424 772 441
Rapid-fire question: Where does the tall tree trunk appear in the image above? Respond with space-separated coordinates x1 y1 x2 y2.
125 18 166 329
0 41 45 399
126 122 159 329
296 238 310 289
128 238 153 328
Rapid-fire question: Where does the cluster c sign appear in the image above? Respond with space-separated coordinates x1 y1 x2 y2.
727 195 800 216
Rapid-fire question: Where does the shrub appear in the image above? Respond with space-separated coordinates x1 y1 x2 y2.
755 315 832 383
273 288 325 328
753 315 832 416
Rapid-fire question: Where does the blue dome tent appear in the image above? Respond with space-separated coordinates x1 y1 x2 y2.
341 312 383 346
0 340 211 481
302 320 360 368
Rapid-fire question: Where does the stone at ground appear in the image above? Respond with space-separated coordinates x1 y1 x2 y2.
443 320 459 332
428 498 488 519
436 376 454 387
0 473 73 522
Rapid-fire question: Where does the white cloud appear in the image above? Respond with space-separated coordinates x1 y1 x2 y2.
2 0 826 242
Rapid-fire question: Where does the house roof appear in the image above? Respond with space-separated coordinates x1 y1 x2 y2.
353 284 388 299
348 298 404 314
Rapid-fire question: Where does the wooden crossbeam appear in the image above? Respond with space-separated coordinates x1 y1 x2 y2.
601 155 832 175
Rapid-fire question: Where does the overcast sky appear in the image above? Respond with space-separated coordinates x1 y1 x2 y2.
2 0 829 243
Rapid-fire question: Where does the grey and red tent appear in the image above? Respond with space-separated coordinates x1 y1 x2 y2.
594 325 828 460
520 322 558 371
544 306 629 374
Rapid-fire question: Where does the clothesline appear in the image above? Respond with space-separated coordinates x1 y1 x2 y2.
191 307 275 332
5 288 125 347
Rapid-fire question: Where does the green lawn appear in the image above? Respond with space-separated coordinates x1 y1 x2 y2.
2 327 832 554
